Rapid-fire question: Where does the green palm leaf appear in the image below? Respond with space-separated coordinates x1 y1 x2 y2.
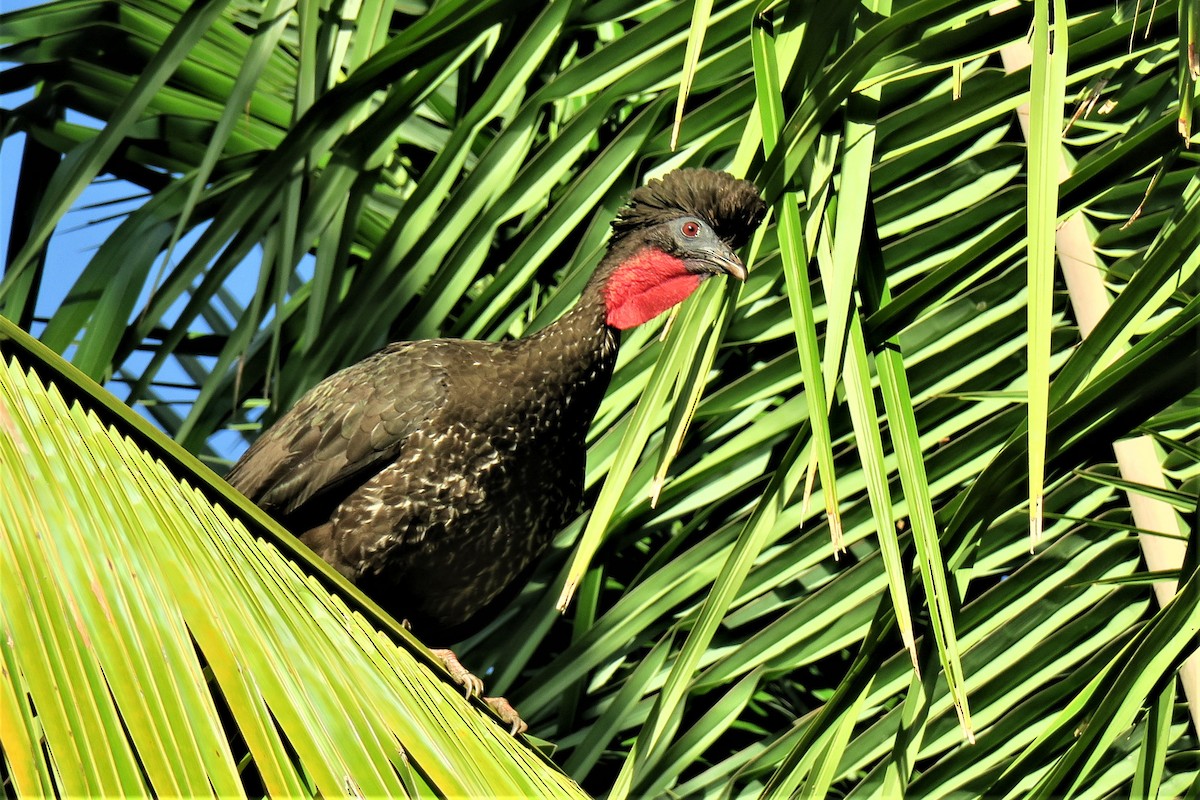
0 317 586 797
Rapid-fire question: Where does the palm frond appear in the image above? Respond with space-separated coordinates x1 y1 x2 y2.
0 316 585 797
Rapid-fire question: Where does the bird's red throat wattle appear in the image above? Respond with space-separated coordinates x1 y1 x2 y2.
603 248 704 330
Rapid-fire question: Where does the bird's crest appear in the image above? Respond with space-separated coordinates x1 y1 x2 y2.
611 169 766 249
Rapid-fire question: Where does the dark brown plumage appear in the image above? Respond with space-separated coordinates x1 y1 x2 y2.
227 169 765 724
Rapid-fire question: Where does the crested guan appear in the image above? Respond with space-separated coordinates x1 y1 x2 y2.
227 168 766 731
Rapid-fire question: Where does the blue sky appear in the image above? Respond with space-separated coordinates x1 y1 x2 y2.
1 0 264 464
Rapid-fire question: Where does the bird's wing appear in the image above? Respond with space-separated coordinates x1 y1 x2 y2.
225 342 448 517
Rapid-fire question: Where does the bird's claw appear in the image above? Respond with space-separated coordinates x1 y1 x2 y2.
429 649 527 734
430 648 485 699
485 697 528 736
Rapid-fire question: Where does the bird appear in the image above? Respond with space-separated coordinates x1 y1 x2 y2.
226 168 766 732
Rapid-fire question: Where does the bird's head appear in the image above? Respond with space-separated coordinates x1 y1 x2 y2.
600 169 766 330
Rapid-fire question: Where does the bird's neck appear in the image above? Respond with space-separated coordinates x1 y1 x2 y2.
519 266 621 403
517 243 702 402
542 278 615 351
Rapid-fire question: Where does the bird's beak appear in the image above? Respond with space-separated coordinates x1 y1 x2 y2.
702 243 747 282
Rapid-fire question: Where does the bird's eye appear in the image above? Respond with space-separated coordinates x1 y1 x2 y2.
681 221 701 238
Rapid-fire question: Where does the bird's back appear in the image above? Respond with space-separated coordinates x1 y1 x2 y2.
229 320 616 638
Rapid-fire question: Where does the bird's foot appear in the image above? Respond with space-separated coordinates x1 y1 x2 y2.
485 697 528 736
429 649 527 735
430 648 485 699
